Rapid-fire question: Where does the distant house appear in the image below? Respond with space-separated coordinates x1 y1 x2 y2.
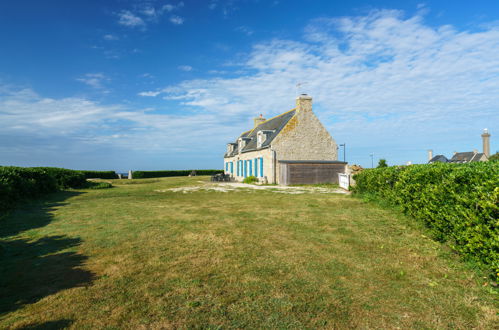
427 129 491 164
449 151 488 163
428 155 449 163
224 94 346 185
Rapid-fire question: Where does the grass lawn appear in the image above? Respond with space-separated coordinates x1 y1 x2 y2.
0 176 497 329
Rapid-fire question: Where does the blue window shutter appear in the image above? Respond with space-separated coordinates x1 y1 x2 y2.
260 157 264 177
231 162 233 174
254 158 258 177
249 159 252 176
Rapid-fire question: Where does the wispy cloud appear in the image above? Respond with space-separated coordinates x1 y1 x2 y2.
103 34 119 41
235 25 254 36
117 2 185 29
169 15 184 25
76 73 110 89
117 10 145 28
138 91 161 97
178 65 193 72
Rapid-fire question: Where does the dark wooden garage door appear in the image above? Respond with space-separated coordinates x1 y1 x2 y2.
280 162 346 185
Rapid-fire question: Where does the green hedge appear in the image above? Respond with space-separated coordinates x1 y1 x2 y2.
80 170 117 179
132 169 223 179
353 162 499 279
0 166 87 213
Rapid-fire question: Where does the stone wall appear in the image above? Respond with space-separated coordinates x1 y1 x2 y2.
224 148 275 183
271 95 337 182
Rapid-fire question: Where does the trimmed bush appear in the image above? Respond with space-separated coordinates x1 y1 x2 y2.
80 170 118 179
243 176 258 184
132 169 223 179
353 162 499 280
0 166 86 213
34 167 86 189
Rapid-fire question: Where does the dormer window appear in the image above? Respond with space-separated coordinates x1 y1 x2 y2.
257 130 274 148
238 137 251 153
238 138 244 152
257 132 264 148
227 143 235 154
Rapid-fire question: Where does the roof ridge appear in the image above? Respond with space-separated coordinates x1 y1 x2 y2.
248 107 296 134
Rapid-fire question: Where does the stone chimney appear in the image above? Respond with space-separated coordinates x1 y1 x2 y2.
481 128 490 157
427 149 433 161
296 94 312 113
254 114 266 128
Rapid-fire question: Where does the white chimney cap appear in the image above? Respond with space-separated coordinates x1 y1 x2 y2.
297 93 312 100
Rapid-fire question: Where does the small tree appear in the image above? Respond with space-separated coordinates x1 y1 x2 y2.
489 152 499 161
377 159 388 168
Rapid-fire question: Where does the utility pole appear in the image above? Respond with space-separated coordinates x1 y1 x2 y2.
339 143 346 162
370 153 374 168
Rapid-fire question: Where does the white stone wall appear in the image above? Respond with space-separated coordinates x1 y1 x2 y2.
271 96 337 182
224 148 275 183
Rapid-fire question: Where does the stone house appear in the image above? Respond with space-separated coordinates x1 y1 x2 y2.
224 94 346 185
427 129 491 164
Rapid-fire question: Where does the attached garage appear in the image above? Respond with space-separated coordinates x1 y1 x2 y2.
279 160 348 185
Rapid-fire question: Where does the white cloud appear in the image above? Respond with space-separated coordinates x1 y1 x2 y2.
139 9 499 164
169 15 184 25
103 34 119 40
178 65 193 72
138 91 161 97
76 73 109 89
141 7 157 17
117 3 185 29
235 26 254 36
0 85 240 156
0 87 121 134
117 10 145 28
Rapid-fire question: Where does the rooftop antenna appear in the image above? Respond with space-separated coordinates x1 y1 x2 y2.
296 82 308 96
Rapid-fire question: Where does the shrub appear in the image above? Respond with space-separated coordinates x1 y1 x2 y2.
132 169 223 179
34 167 86 189
243 176 258 184
0 166 87 213
80 170 118 179
84 181 113 189
353 162 499 280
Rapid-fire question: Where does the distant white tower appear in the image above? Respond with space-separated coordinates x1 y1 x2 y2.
481 129 491 157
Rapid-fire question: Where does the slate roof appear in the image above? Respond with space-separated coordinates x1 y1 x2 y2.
428 155 449 163
450 152 486 163
225 108 296 157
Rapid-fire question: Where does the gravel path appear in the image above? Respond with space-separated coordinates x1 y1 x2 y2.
156 182 349 194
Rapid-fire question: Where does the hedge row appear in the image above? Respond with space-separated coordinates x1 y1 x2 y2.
352 162 499 279
80 170 118 179
132 169 223 179
0 166 87 213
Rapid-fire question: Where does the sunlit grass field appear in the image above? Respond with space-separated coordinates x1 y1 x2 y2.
0 176 497 329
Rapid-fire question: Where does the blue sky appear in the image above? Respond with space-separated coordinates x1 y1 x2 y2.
1 0 498 171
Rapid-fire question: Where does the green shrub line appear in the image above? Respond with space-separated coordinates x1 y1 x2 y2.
80 170 118 179
352 162 499 280
0 166 87 213
132 169 223 179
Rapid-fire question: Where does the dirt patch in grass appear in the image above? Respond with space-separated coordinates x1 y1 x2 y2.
156 181 349 194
